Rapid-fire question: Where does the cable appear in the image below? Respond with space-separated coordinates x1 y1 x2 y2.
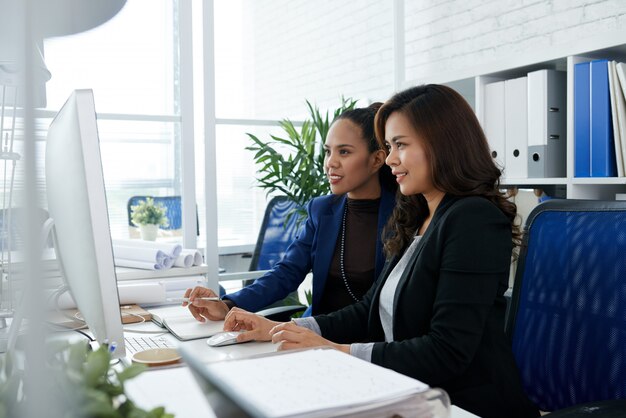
73 328 95 342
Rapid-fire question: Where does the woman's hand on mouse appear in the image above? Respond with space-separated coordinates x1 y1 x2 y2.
223 307 280 342
269 321 350 354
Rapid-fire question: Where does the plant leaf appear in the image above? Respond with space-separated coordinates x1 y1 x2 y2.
116 364 147 384
83 346 110 387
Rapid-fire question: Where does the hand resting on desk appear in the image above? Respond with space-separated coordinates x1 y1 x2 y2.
269 322 349 354
224 308 350 354
182 286 229 321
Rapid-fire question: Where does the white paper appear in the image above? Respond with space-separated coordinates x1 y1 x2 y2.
114 258 160 270
113 238 182 258
125 366 216 418
174 253 193 268
113 245 168 263
180 248 203 266
206 348 428 418
148 305 224 340
163 316 225 341
57 282 166 309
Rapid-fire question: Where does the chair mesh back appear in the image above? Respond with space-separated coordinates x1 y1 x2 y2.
509 203 626 411
249 196 301 271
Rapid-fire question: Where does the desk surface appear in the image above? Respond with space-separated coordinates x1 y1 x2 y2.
124 323 480 418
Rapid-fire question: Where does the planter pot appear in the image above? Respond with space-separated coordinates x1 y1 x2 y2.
139 224 159 241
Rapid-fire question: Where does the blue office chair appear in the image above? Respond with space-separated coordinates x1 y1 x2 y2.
249 196 307 321
127 195 199 235
506 199 626 416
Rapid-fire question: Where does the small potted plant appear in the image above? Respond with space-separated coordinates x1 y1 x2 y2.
130 197 168 241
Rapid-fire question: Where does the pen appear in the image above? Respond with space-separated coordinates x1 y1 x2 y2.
166 297 221 303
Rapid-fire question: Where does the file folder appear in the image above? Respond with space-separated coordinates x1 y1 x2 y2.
483 81 506 172
527 69 567 178
608 61 625 177
574 62 591 177
590 59 617 177
504 76 528 178
615 62 626 176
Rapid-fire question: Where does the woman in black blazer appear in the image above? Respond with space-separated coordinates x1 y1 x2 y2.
224 85 539 418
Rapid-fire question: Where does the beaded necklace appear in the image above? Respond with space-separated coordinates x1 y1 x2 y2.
339 204 360 302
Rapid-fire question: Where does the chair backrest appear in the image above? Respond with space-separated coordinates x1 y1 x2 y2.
127 195 199 234
506 199 626 412
249 196 301 271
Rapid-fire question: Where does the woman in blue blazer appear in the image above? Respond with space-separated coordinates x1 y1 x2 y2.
224 86 539 418
185 103 397 319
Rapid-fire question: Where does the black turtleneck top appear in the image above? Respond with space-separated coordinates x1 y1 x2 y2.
316 197 381 315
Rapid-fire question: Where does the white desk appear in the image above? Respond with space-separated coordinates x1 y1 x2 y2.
124 323 480 418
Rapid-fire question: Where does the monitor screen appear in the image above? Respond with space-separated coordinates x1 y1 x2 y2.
45 89 126 358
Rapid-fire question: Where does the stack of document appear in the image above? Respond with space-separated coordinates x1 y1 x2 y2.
185 347 447 418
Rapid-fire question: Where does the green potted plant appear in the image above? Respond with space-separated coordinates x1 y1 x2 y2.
130 197 168 241
0 342 173 418
246 97 357 224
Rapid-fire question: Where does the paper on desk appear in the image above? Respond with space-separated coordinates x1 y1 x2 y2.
163 316 224 341
148 305 224 341
206 348 429 418
125 366 216 418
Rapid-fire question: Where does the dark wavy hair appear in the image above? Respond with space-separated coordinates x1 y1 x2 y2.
335 102 397 192
374 84 519 257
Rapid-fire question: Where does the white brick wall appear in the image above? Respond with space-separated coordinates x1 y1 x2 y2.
404 0 626 81
238 0 626 119
246 0 393 119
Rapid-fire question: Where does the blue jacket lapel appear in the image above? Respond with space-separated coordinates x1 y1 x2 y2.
311 195 346 309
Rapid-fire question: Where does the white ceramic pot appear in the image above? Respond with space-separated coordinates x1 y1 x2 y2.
139 224 159 241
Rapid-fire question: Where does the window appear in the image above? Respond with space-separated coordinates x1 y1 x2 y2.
42 0 181 240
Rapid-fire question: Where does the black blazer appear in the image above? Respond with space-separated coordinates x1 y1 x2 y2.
315 195 538 418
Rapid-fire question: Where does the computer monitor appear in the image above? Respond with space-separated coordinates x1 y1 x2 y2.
45 89 126 358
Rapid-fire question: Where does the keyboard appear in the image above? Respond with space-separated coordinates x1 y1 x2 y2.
124 335 174 356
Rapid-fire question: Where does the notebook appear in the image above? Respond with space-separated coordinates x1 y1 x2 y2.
147 305 224 341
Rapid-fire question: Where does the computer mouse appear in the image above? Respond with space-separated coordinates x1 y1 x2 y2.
206 331 246 347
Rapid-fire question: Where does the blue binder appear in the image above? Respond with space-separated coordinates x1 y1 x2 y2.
590 59 617 177
574 62 590 177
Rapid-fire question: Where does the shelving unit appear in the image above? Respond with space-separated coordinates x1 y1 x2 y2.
408 32 626 201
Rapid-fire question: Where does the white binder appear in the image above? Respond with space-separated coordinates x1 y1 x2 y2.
608 61 625 177
504 76 528 179
614 62 626 177
483 81 506 172
527 69 567 178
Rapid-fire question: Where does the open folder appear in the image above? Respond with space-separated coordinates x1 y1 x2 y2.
180 345 451 418
148 305 224 341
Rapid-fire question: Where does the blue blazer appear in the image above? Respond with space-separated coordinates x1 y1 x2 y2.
225 186 396 316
